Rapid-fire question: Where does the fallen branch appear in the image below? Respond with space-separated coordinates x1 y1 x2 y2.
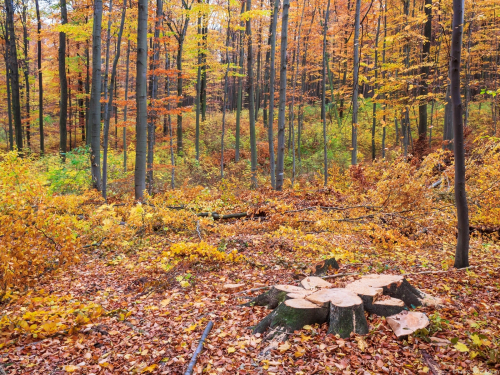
184 321 214 375
405 266 477 275
421 349 442 375
235 286 270 296
82 237 106 249
196 212 247 220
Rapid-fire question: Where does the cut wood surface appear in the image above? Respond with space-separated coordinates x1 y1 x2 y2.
386 311 430 337
305 288 362 308
300 276 333 289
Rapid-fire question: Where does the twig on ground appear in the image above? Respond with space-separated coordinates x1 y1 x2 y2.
421 349 442 375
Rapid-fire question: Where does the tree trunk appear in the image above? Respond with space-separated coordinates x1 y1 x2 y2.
322 0 331 183
135 0 148 200
220 2 231 178
246 0 258 188
89 0 103 189
123 40 131 172
267 0 279 189
275 0 290 191
4 49 14 151
22 1 30 150
195 2 202 161
5 0 23 153
102 0 126 201
235 1 245 162
371 13 381 160
351 0 361 165
417 0 432 146
35 0 44 154
450 0 469 268
59 0 68 162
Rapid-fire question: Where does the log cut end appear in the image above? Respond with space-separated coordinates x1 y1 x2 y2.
386 311 430 338
300 276 333 290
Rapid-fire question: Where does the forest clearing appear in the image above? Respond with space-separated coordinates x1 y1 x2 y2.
1 0 500 373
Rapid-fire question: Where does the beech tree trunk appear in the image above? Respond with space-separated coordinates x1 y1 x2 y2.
5 0 23 153
321 0 331 183
123 40 131 172
135 0 148 200
418 0 432 145
267 0 279 189
35 0 44 154
22 1 30 150
89 0 103 189
351 0 361 165
102 0 126 200
235 1 245 162
450 0 469 268
59 0 68 162
275 0 289 191
246 0 258 188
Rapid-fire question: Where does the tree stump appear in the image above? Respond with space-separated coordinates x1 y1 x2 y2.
253 299 329 334
345 274 426 309
300 276 333 290
245 285 305 309
310 257 339 275
304 288 369 338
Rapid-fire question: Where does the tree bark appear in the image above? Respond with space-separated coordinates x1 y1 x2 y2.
322 0 331 183
123 39 131 172
450 0 469 268
275 0 290 191
235 1 245 162
59 0 68 162
267 0 279 189
135 0 148 200
246 0 258 188
34 0 44 154
89 0 103 189
5 0 23 153
102 0 126 200
351 0 361 165
21 0 30 150
417 0 432 146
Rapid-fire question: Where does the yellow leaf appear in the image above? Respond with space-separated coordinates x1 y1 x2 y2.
227 347 236 354
141 364 158 373
471 334 482 346
63 365 80 373
160 299 171 306
454 342 469 352
294 347 305 357
356 337 367 352
184 324 197 333
278 341 291 352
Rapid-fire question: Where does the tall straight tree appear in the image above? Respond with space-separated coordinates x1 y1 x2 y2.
59 0 68 162
418 0 432 146
220 1 231 178
135 0 148 200
235 1 245 162
195 0 203 161
351 0 361 165
21 0 30 149
321 0 331 184
35 0 45 155
164 0 192 155
450 0 469 268
246 0 258 188
123 39 131 172
275 0 290 191
5 0 23 152
102 0 126 200
267 0 279 189
371 12 381 160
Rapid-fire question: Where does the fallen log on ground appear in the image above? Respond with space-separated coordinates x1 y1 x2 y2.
184 321 214 375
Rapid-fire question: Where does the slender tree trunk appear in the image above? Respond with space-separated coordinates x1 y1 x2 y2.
5 0 23 153
59 0 68 162
176 42 184 155
102 0 126 200
275 0 290 191
78 70 85 144
371 13 381 160
89 0 103 189
381 0 387 158
103 0 113 133
322 0 331 183
417 0 432 146
246 0 258 188
463 17 473 129
221 2 231 178
195 2 202 161
254 0 263 122
123 39 131 172
351 0 361 165
267 0 279 189
450 0 469 268
235 1 245 162
135 0 148 200
201 6 208 122
35 0 44 154
22 1 30 150
85 36 91 146
166 50 175 189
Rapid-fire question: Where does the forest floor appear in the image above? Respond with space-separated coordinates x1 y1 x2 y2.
1 220 500 375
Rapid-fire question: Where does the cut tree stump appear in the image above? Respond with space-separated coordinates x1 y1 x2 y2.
386 311 429 338
223 283 245 293
253 299 329 334
245 285 305 309
300 276 333 290
304 289 369 338
310 257 339 275
371 297 406 316
346 274 426 308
